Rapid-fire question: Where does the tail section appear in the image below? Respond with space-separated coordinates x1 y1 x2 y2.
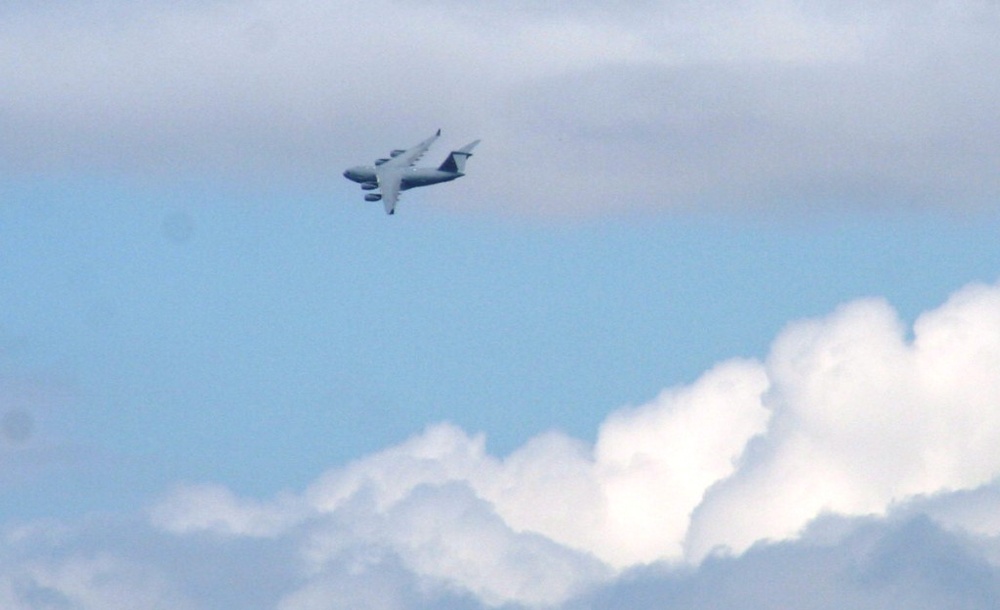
438 140 481 174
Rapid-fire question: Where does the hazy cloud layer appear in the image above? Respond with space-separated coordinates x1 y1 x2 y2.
580 514 1000 610
3 1 999 214
4 280 1000 608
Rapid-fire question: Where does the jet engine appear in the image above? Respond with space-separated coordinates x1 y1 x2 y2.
389 149 406 157
361 182 378 190
364 193 382 202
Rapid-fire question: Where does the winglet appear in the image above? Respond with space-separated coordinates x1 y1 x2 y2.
436 128 441 136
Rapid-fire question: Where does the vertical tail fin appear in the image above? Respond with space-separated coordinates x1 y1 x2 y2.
438 140 480 174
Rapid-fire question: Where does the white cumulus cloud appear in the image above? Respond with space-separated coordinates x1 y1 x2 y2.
687 283 1000 560
5 280 1000 608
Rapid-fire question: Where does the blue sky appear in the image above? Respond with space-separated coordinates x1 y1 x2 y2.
4 2 1000 609
6 179 998 519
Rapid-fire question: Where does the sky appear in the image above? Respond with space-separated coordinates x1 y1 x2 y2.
3 1 1000 608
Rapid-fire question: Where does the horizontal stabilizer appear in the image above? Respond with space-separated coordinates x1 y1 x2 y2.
438 140 480 174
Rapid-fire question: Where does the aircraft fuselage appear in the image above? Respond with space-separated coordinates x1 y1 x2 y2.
342 166 464 191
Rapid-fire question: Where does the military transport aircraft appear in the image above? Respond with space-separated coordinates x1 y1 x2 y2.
343 130 480 215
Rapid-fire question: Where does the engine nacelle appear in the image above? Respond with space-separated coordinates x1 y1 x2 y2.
374 158 390 166
364 193 382 202
361 182 378 191
389 149 406 157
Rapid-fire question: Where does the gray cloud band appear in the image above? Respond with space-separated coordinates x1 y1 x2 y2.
2 1 998 214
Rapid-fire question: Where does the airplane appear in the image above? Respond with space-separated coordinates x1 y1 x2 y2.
343 129 480 215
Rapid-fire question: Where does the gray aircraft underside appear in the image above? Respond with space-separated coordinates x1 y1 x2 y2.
343 129 480 215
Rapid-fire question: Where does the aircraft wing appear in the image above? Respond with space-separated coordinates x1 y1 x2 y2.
372 130 440 214
380 129 441 170
375 166 402 215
